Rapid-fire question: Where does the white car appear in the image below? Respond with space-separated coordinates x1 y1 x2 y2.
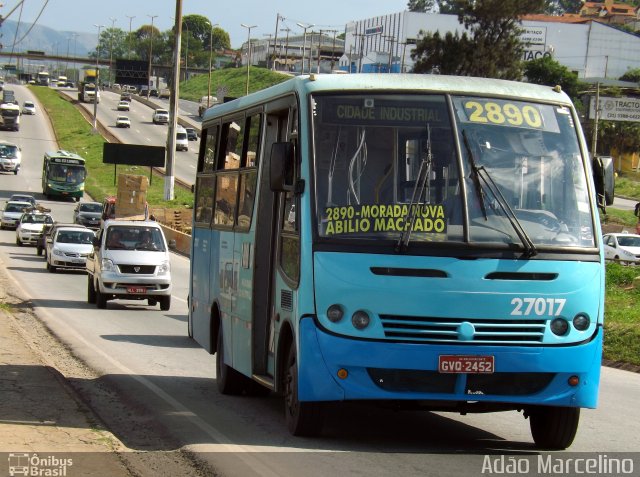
117 101 130 111
603 233 640 264
1 201 32 229
152 108 169 124
0 141 21 174
22 101 36 115
46 226 95 272
116 115 131 128
16 211 54 246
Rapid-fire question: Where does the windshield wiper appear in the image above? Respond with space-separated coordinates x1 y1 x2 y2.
396 125 433 253
461 130 537 258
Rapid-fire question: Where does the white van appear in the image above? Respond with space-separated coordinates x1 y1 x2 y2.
176 126 189 151
86 220 172 310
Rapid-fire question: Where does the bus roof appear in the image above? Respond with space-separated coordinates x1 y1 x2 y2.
44 150 86 162
203 74 573 121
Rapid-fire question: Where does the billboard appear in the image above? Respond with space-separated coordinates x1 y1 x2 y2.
589 96 640 123
114 59 149 87
103 143 165 167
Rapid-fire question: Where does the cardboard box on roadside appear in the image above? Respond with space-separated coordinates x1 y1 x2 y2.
115 174 149 219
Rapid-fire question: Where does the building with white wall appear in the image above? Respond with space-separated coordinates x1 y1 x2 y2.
341 11 640 79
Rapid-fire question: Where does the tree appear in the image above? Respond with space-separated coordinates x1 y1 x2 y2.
524 55 581 100
620 68 640 83
407 0 436 12
438 0 465 14
412 0 546 79
93 28 129 61
210 27 231 51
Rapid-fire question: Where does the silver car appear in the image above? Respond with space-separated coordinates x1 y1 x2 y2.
46 226 95 272
86 220 172 310
1 201 32 229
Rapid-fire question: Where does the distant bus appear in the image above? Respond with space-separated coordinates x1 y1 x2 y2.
42 150 87 201
188 74 615 449
36 71 50 86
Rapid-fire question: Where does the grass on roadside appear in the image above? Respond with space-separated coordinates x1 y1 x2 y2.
605 263 640 365
179 67 291 102
29 86 194 209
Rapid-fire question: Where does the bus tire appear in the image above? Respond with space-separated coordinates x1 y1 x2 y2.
284 343 324 437
87 275 96 304
216 321 246 395
529 406 580 450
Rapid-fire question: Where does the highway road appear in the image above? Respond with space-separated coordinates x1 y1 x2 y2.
1 85 639 476
57 85 200 186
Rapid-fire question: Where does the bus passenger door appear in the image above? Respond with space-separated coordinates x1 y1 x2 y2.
252 103 295 379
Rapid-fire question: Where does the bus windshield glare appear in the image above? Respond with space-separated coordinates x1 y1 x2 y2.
312 94 594 250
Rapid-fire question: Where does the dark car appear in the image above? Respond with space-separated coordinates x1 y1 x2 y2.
149 89 159 97
185 127 198 141
73 201 103 229
120 92 132 102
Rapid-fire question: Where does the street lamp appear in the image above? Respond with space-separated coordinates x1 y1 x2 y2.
108 17 117 86
241 23 257 96
72 33 78 82
183 21 189 81
296 22 314 74
147 15 158 90
207 22 219 109
92 24 104 132
125 15 135 59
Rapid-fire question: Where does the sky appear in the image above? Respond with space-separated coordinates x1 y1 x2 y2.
3 0 411 48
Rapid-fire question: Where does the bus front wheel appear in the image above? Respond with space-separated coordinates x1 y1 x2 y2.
528 406 580 450
284 344 324 437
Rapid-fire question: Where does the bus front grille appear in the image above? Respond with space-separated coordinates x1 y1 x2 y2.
379 315 546 345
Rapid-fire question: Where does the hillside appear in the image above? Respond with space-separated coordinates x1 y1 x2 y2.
179 67 292 101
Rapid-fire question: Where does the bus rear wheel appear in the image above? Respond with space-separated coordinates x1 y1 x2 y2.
284 343 324 437
528 406 580 450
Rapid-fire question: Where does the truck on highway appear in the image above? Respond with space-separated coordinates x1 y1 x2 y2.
36 71 50 86
0 102 21 131
78 69 100 103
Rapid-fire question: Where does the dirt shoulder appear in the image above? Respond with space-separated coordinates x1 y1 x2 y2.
0 256 206 476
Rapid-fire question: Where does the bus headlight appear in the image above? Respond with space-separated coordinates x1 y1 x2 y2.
352 310 370 330
327 304 344 323
573 314 590 331
550 318 569 336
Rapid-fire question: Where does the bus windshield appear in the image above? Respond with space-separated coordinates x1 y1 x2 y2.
48 164 86 184
312 93 594 250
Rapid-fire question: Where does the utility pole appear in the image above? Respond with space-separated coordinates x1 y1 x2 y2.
271 13 282 70
92 24 104 132
166 0 183 201
316 30 323 73
591 82 601 159
207 22 219 109
280 27 291 71
328 29 338 72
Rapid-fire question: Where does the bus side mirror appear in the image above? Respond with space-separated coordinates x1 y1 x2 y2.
593 155 615 210
270 142 294 192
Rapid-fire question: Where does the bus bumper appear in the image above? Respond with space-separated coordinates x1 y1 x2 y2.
297 317 602 408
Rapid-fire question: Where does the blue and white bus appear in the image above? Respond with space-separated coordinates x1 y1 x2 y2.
189 74 613 449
